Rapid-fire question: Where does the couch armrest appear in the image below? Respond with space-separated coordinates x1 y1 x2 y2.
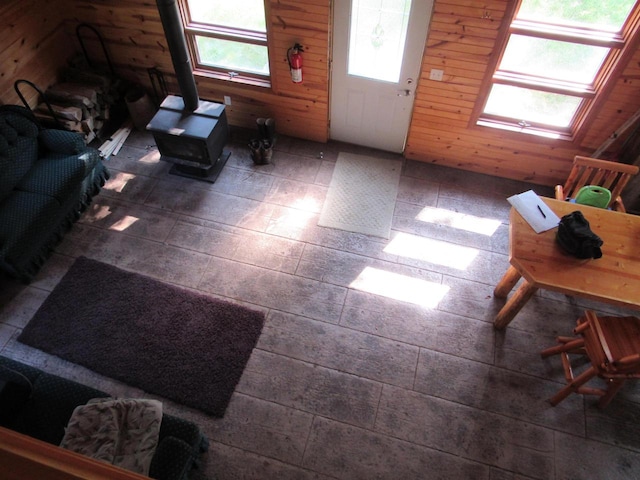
38 129 87 156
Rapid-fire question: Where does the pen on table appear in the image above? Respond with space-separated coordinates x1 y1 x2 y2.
537 204 546 218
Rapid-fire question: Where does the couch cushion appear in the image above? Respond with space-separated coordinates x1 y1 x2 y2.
158 415 206 453
0 132 39 201
0 356 208 480
2 109 39 138
0 356 110 445
15 155 86 205
149 436 194 480
14 375 110 445
0 156 10 200
0 111 40 199
0 118 20 145
39 128 86 156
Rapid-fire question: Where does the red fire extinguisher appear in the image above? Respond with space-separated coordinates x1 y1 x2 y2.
287 43 304 84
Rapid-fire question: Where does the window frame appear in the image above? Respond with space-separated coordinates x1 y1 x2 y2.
474 1 640 141
177 0 272 88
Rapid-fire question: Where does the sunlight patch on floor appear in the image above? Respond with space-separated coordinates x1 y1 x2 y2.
138 150 161 164
110 215 139 231
104 172 136 193
350 267 449 308
292 197 321 213
84 204 139 232
269 208 316 234
87 203 112 221
384 232 479 270
416 206 501 236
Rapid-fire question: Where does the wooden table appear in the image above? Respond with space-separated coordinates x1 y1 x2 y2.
493 197 640 329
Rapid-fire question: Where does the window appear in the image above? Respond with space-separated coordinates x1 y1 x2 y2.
179 0 270 86
477 0 640 139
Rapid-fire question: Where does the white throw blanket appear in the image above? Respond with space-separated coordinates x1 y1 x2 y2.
60 398 163 475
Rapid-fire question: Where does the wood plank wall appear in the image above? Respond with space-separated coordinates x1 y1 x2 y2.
3 0 640 185
405 0 640 185
0 1 69 107
61 0 331 142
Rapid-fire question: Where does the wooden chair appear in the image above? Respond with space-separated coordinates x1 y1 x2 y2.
555 156 639 212
541 310 640 408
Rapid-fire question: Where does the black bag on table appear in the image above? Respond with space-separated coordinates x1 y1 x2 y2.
556 210 603 259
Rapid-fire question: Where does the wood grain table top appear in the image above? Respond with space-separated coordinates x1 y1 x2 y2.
509 197 640 310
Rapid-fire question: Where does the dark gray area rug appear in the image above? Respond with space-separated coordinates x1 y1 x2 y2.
18 256 265 417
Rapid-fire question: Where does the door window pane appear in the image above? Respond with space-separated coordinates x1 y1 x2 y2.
484 84 582 127
195 36 269 75
517 0 635 31
348 0 412 83
500 35 608 84
187 0 266 32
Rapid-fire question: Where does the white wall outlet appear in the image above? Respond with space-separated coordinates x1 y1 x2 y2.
429 69 444 81
224 95 232 105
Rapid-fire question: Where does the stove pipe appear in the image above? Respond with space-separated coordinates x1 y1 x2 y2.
155 0 199 111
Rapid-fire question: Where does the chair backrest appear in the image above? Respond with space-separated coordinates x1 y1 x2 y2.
562 156 639 209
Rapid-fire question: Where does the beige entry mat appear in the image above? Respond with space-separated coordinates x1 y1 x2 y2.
318 152 402 239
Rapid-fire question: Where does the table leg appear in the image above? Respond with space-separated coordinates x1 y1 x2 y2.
494 265 522 298
493 281 538 329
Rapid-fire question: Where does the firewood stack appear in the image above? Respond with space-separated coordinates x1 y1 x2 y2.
34 67 122 144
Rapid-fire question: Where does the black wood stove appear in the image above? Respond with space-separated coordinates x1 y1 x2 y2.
147 0 230 182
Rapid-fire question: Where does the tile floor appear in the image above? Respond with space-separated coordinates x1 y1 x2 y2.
1 128 640 480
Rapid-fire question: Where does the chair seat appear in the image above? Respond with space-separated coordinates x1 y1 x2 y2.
591 315 640 374
541 310 640 408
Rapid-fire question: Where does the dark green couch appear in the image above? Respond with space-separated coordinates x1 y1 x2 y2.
0 356 209 480
0 105 109 282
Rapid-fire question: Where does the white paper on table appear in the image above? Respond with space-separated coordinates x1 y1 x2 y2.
507 190 560 233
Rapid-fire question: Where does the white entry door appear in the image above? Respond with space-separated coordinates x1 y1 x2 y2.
330 0 433 153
